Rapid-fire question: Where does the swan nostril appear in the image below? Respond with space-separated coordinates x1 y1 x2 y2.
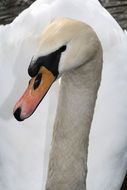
33 73 42 90
13 107 23 121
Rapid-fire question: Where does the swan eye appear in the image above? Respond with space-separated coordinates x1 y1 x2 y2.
33 73 42 90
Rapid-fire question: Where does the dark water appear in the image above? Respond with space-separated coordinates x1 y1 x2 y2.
101 0 127 29
0 0 35 25
0 0 127 29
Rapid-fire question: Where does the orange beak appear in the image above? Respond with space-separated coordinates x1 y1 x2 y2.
13 66 56 121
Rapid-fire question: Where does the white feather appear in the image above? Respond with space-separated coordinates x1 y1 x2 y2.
0 0 127 190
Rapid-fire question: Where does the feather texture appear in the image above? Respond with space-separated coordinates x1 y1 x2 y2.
0 0 127 190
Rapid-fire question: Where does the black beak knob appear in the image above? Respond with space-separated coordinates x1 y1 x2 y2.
28 63 39 77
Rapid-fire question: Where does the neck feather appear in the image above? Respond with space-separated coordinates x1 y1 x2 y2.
46 54 102 190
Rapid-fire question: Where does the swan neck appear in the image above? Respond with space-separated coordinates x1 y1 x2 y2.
46 59 102 190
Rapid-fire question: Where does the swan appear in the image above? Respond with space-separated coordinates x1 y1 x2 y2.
0 0 127 190
13 18 103 190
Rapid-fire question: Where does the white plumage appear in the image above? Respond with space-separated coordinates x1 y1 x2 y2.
0 0 127 190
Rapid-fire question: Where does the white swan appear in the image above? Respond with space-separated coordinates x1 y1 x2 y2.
13 18 103 190
0 0 127 190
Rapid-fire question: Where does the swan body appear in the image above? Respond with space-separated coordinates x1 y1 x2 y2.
0 0 127 190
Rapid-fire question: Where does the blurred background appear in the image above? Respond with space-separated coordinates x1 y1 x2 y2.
0 0 127 189
0 0 35 24
0 0 127 29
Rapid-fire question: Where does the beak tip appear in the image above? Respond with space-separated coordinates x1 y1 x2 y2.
13 107 24 122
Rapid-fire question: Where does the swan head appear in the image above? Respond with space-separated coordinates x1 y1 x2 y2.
13 18 102 121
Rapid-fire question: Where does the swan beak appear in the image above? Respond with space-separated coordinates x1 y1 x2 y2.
13 66 55 121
